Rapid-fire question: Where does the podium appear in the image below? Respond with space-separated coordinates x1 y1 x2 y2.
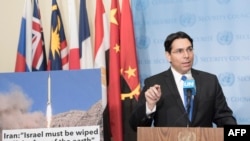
137 127 223 141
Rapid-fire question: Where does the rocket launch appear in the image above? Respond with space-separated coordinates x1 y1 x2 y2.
46 73 52 128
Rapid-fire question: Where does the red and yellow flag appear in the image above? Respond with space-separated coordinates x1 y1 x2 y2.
108 0 140 140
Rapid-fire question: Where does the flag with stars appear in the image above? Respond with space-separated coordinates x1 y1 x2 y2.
108 0 140 140
120 0 140 140
47 0 68 70
108 0 122 140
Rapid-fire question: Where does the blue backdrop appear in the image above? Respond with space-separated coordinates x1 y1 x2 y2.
132 0 250 124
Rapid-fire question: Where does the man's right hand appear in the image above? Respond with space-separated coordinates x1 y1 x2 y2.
145 84 161 111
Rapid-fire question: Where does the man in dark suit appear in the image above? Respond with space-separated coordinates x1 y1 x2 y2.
129 31 237 131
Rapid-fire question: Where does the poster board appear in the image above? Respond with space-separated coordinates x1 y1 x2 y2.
0 69 103 141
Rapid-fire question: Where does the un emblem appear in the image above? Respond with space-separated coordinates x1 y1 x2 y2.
136 35 150 49
178 130 196 141
218 72 235 87
217 31 233 45
179 13 196 27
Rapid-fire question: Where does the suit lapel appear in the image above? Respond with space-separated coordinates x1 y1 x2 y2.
164 69 187 113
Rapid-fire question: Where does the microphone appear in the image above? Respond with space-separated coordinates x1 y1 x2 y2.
183 78 196 123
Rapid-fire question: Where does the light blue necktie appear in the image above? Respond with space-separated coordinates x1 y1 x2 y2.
181 75 193 121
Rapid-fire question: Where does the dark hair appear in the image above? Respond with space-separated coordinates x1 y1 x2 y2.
164 31 193 53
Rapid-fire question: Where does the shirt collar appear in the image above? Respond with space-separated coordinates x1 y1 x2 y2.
171 67 192 81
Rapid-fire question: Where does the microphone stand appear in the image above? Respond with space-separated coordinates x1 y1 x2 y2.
186 89 192 127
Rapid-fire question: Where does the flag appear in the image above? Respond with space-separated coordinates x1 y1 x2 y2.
108 0 123 141
94 1 110 140
79 0 94 69
47 0 68 70
120 0 141 141
15 0 33 72
32 0 47 71
94 0 109 110
68 0 80 70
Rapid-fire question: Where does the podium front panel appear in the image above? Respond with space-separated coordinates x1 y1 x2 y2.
137 127 223 141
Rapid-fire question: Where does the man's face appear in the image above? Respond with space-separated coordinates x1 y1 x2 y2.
166 38 194 74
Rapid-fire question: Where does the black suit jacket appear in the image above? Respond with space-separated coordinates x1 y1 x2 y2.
129 68 237 131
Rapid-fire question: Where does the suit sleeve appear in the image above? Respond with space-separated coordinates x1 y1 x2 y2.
129 78 155 131
213 77 237 126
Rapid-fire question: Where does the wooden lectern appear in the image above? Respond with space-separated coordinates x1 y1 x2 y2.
137 127 223 141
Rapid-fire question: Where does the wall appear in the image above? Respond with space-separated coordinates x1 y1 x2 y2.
0 0 110 72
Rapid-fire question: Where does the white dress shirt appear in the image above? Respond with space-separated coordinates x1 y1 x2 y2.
146 67 192 115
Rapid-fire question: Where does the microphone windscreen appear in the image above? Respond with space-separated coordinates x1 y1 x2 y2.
183 79 196 95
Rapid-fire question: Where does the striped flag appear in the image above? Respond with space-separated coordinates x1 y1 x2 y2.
15 0 33 72
68 0 80 70
94 1 110 140
15 0 46 72
32 0 47 71
47 0 68 70
94 0 109 110
108 0 123 141
79 0 94 69
120 0 141 140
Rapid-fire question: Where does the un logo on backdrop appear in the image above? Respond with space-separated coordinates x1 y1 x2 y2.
218 72 235 87
136 35 150 49
179 13 196 27
217 31 233 45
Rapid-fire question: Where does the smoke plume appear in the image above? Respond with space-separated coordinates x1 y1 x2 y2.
0 86 46 140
